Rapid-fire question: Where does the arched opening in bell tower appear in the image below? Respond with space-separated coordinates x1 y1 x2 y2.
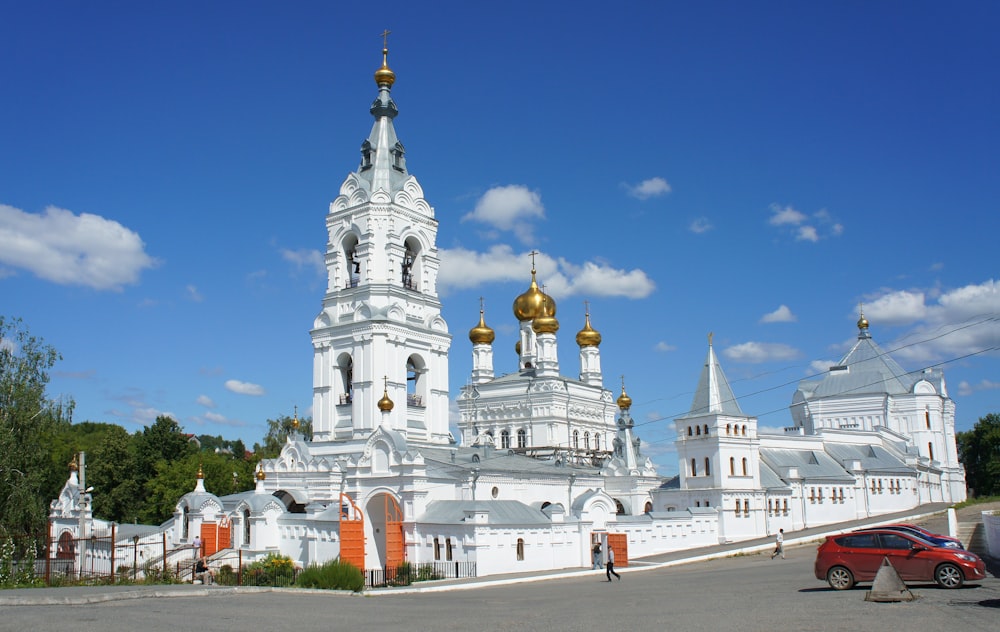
337 353 354 405
406 355 427 408
341 234 361 288
401 236 422 291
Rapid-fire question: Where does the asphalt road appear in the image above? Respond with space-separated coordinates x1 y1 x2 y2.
4 543 998 632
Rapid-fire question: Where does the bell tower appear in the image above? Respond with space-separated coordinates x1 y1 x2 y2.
310 41 452 445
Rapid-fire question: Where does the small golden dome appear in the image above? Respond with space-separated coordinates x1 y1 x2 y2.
515 340 522 355
197 463 204 479
531 296 560 334
377 379 394 412
469 307 495 344
576 311 602 347
374 47 396 86
291 411 300 430
857 304 869 331
617 384 632 410
68 456 79 472
255 464 266 481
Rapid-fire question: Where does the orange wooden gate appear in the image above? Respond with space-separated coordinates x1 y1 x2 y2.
607 533 629 567
384 495 404 569
339 493 365 570
200 518 232 556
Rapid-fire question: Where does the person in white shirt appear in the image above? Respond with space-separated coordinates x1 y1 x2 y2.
771 529 785 560
606 546 621 581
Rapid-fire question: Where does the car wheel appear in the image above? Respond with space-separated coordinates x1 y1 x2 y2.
827 566 854 590
935 563 964 589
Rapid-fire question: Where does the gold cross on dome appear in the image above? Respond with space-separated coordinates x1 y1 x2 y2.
381 29 391 48
529 250 538 271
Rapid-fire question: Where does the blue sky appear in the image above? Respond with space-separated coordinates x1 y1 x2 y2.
2 2 997 475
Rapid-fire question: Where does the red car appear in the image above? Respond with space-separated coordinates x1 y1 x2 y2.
814 529 987 590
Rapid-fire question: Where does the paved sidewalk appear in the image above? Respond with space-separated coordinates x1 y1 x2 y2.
3 501 994 605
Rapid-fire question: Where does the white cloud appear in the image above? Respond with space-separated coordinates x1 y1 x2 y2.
186 285 203 302
760 305 796 323
196 395 215 408
957 379 1000 396
689 217 713 234
768 204 843 242
225 379 265 396
878 280 998 364
461 185 545 244
768 205 807 226
0 203 158 290
204 411 227 423
655 341 677 352
809 359 837 375
723 341 800 363
281 248 325 277
438 246 655 299
624 177 671 200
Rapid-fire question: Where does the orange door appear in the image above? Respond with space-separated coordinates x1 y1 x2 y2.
200 523 217 556
339 493 365 570
607 533 629 567
384 495 404 569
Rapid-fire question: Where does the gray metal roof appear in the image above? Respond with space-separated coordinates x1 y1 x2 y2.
760 448 855 482
799 330 924 399
416 500 552 526
759 461 790 490
823 442 913 474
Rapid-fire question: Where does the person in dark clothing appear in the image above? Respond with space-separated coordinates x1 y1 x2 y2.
195 556 215 584
606 546 621 581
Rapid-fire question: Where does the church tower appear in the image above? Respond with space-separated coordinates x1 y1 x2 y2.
310 43 452 445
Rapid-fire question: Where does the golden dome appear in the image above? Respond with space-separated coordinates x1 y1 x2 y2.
857 304 869 330
576 311 602 347
513 268 548 321
377 378 394 412
617 384 632 410
374 47 396 86
515 340 522 355
291 410 300 430
255 464 266 481
469 307 495 344
531 296 560 334
68 455 79 472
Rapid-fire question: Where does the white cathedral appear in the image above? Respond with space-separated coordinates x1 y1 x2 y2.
50 46 966 580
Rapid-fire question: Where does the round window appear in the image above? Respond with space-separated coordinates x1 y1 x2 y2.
491 486 499 498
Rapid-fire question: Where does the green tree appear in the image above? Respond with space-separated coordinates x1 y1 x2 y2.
88 425 142 524
134 415 194 483
253 414 313 459
957 413 1000 497
143 451 255 524
43 421 123 507
0 316 73 536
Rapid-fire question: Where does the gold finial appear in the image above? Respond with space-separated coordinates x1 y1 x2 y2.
374 30 396 87
857 302 869 330
256 463 266 481
470 296 495 344
292 405 300 430
708 331 713 347
197 462 204 479
377 376 394 412
617 376 632 410
68 454 79 472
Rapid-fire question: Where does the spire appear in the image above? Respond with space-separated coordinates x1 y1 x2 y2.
359 32 407 194
684 333 743 417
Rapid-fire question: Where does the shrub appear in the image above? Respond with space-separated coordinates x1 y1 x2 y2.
244 553 296 587
217 564 236 586
295 559 364 592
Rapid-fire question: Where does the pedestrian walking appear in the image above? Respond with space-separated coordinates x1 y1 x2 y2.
592 541 603 569
606 546 621 581
770 528 785 560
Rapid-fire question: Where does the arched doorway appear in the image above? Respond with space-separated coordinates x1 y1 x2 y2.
366 492 404 571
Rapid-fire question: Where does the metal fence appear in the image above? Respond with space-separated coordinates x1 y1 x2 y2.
365 561 477 588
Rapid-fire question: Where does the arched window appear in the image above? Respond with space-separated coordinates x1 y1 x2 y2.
703 424 709 435
704 457 711 476
573 430 579 449
406 355 427 407
434 537 441 561
768 499 773 515
696 425 701 436
517 428 527 448
743 500 750 515
729 457 735 476
687 426 693 437
516 538 525 561
338 353 354 404
594 434 600 450
401 236 422 291
925 409 931 429
690 458 697 476
726 424 731 435
615 500 626 514
782 499 789 515
741 425 747 436
742 457 748 476
243 509 251 546
927 442 934 461
182 506 190 540
734 499 740 515
343 234 361 288
501 430 511 449
584 432 590 450
644 501 653 513
446 537 454 561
